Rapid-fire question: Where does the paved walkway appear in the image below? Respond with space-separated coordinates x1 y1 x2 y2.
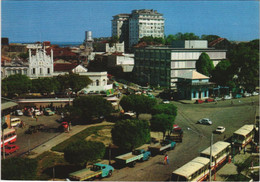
27 121 114 158
214 148 254 181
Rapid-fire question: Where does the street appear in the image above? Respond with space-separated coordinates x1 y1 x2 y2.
102 96 259 181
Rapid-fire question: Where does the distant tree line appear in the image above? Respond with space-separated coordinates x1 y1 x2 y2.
1 73 92 98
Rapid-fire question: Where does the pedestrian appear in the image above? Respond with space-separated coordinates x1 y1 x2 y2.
164 155 167 165
166 154 169 165
35 115 38 122
244 147 246 154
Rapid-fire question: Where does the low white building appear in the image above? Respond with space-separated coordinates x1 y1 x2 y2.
107 53 134 72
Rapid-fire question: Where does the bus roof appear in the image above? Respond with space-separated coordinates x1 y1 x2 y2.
234 125 254 136
172 157 210 178
11 118 20 121
3 128 16 134
200 141 230 157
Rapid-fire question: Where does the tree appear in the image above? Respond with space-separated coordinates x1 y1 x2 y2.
70 95 113 123
2 74 32 97
151 103 177 116
228 40 259 92
174 32 200 40
19 51 29 60
150 114 175 139
200 34 220 43
211 60 233 86
31 77 60 94
165 34 175 45
55 73 92 93
111 119 150 150
64 140 105 166
196 52 214 76
1 157 38 180
120 94 157 118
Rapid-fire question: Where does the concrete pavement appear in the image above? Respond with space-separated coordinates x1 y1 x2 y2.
27 121 114 159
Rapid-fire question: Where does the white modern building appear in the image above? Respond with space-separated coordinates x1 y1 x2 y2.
134 40 227 89
112 9 165 48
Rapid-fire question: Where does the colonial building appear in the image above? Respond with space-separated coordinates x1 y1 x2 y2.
112 9 165 48
133 40 226 89
28 48 54 78
1 56 29 78
177 71 213 100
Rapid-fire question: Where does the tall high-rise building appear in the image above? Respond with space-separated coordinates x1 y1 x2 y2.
111 9 165 49
111 14 130 49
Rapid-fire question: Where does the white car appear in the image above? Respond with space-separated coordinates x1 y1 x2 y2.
15 110 23 116
224 95 232 100
215 126 225 134
34 109 42 116
252 92 259 96
197 118 212 125
162 100 170 104
243 93 252 97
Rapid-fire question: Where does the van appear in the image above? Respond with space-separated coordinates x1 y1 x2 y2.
10 118 22 127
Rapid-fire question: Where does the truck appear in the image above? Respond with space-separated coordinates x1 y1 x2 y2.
148 139 176 156
166 125 183 142
69 163 114 181
115 149 151 167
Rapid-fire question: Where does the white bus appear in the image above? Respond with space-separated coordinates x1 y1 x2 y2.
200 141 231 169
171 157 210 182
232 124 254 148
10 118 22 127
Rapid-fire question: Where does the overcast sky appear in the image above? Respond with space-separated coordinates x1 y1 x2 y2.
2 0 259 42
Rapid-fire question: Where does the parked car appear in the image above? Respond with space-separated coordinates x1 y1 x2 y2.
205 98 214 103
2 144 19 155
252 92 259 96
197 118 212 125
215 126 225 134
34 109 41 116
224 95 232 100
195 99 204 104
214 97 222 101
162 100 170 104
44 108 55 116
14 110 23 116
243 93 252 97
234 94 242 99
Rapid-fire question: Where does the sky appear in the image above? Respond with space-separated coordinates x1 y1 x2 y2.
1 0 259 43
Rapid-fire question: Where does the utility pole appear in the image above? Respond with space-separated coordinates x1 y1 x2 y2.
209 133 213 182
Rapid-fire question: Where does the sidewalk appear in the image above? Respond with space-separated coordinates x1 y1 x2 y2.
27 121 114 159
214 150 252 181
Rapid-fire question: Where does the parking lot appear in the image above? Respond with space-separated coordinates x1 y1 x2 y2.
7 113 62 158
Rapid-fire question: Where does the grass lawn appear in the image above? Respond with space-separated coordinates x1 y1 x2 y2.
51 125 110 152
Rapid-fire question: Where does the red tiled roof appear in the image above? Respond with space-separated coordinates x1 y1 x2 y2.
46 47 77 57
208 38 225 47
54 63 78 72
1 55 11 63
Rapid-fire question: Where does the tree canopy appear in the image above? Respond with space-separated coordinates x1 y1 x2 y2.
196 52 214 77
151 103 177 116
70 95 113 123
1 157 38 180
120 94 157 118
55 73 92 93
111 119 150 150
31 77 60 94
211 60 233 86
227 40 259 92
64 140 105 166
2 74 32 97
150 114 175 139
